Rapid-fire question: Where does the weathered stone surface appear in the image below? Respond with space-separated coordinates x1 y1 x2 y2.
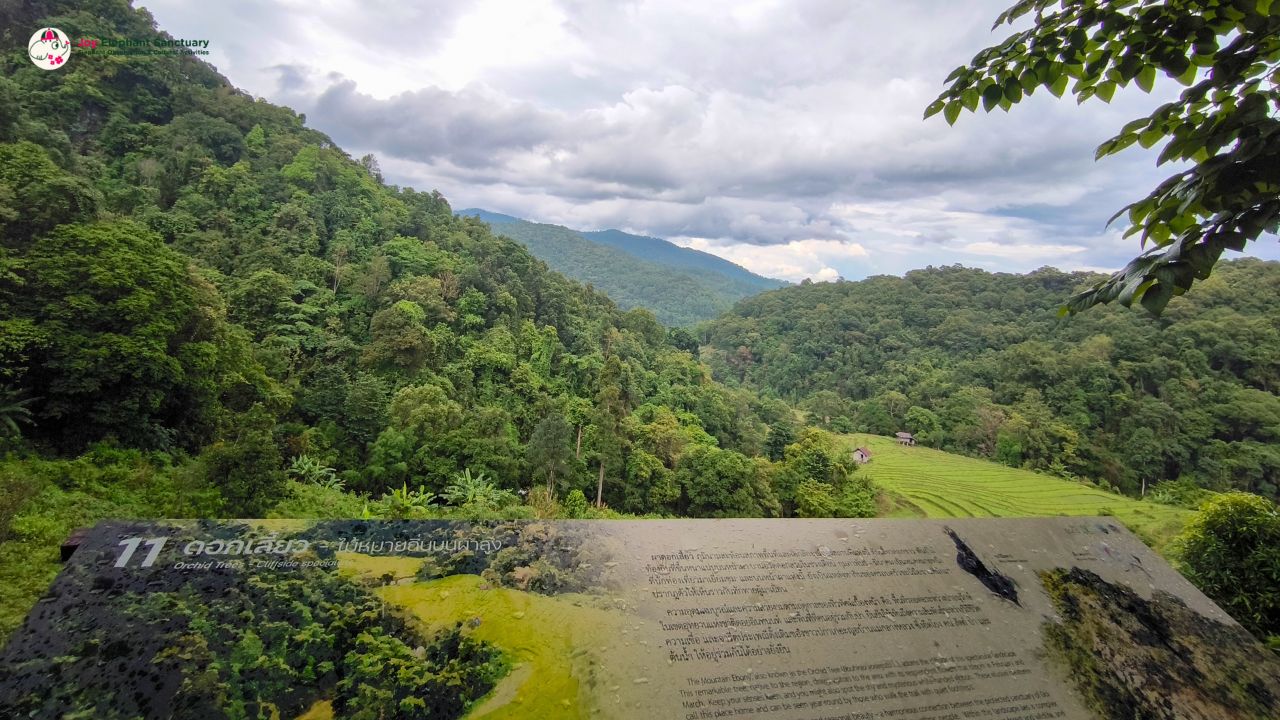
1 517 1275 720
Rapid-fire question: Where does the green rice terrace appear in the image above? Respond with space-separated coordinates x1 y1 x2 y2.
840 434 1192 556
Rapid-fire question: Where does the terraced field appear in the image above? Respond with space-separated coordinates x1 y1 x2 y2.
841 434 1191 554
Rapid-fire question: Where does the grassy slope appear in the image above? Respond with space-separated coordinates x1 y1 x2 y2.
840 434 1191 556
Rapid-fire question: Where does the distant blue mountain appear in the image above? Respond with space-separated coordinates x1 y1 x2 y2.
579 229 784 289
457 209 787 325
461 209 523 225
457 209 785 289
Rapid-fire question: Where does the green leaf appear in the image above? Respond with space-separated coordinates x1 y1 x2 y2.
1034 60 1053 84
1004 77 1024 103
1138 127 1166 149
1129 199 1155 224
1136 65 1157 93
982 83 1004 111
1139 281 1175 315
1121 117 1151 134
943 100 962 126
1161 53 1191 79
924 100 947 120
1119 278 1156 308
1219 230 1247 251
1096 81 1117 103
1118 54 1144 82
1048 74 1069 98
1112 134 1140 156
961 88 980 112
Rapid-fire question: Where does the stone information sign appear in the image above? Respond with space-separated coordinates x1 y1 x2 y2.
1 517 1277 720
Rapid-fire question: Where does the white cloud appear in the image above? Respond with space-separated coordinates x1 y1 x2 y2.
428 0 580 90
676 237 868 283
138 0 1280 280
955 242 1088 262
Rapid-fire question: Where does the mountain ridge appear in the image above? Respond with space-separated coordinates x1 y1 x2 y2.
457 208 786 325
459 208 783 287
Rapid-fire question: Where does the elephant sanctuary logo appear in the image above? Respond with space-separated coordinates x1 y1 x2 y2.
29 27 71 69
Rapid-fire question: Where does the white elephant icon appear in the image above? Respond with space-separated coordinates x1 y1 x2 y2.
29 28 70 70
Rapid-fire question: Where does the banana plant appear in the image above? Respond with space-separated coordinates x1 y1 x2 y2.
444 469 517 510
287 454 343 489
384 482 438 519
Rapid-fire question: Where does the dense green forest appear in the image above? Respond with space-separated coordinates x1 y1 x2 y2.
0 0 875 512
465 214 783 326
702 262 1280 502
0 0 882 645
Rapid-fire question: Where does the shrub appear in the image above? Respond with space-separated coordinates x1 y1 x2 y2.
836 475 878 518
525 486 560 519
563 490 589 519
1174 492 1280 643
268 480 367 519
795 480 837 518
1148 476 1216 510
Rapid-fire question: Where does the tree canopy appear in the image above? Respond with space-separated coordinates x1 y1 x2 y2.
703 262 1280 502
0 0 868 525
927 0 1280 315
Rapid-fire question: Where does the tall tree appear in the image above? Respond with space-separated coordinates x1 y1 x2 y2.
2 220 220 449
565 397 593 458
204 404 287 517
764 420 796 463
928 0 1280 315
593 356 630 507
527 413 575 492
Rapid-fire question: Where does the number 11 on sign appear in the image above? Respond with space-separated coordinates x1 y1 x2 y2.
115 537 168 568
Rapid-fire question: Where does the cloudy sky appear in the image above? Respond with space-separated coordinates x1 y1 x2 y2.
143 0 1279 282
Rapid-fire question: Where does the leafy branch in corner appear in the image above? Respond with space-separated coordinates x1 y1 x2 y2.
925 0 1280 315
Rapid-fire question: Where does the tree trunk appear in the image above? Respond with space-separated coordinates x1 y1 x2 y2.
332 248 347 293
596 461 605 508
547 467 554 494
576 426 583 458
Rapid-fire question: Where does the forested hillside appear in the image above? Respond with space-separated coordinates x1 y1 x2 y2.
464 218 728 326
459 212 784 325
0 0 889 644
702 262 1280 502
576 229 781 290
0 0 872 521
